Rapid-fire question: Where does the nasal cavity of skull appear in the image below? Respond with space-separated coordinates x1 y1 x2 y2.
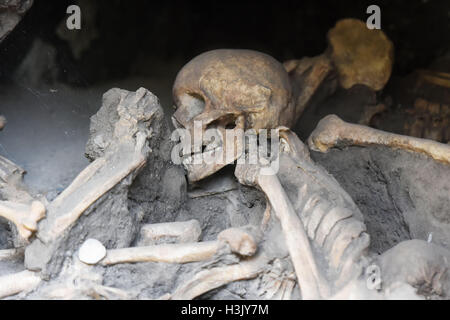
179 92 206 122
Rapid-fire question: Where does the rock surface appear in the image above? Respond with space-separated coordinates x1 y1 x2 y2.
311 145 450 254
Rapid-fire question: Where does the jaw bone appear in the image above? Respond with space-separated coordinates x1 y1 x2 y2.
0 270 41 299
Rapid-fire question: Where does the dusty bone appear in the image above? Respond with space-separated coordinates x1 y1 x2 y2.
0 115 5 130
327 18 394 91
0 270 41 299
283 54 334 118
308 114 450 165
98 227 258 266
0 248 23 261
169 253 269 300
217 227 258 257
235 158 330 299
31 88 160 247
256 170 330 299
0 200 46 240
137 219 202 246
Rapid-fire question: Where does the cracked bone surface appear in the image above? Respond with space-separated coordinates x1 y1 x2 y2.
0 200 45 240
24 88 164 275
308 114 450 164
94 227 257 266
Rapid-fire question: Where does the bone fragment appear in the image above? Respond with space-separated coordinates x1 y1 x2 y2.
37 143 146 244
78 238 107 265
0 248 23 261
137 219 201 246
97 227 258 266
169 253 269 300
217 227 257 257
0 200 46 240
0 270 41 299
308 115 450 165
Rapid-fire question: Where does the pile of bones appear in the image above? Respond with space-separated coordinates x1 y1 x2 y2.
0 19 450 300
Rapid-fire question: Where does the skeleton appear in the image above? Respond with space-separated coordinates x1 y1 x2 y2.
169 48 450 300
0 47 449 299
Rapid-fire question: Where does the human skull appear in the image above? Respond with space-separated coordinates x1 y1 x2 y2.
172 49 295 182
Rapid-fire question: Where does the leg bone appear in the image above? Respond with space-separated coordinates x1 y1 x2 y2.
0 270 41 299
169 253 269 300
86 227 258 266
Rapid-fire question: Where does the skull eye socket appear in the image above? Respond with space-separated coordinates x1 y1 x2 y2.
179 92 206 122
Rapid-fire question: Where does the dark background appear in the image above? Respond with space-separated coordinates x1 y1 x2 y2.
1 0 449 85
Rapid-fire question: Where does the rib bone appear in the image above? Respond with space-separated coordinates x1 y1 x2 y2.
308 115 450 164
0 200 45 240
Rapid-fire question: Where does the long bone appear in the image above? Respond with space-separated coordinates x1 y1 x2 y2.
235 127 372 299
34 88 158 244
308 115 450 165
137 219 202 246
0 200 45 240
235 161 330 299
168 253 269 300
0 248 23 261
80 227 258 266
0 270 41 299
